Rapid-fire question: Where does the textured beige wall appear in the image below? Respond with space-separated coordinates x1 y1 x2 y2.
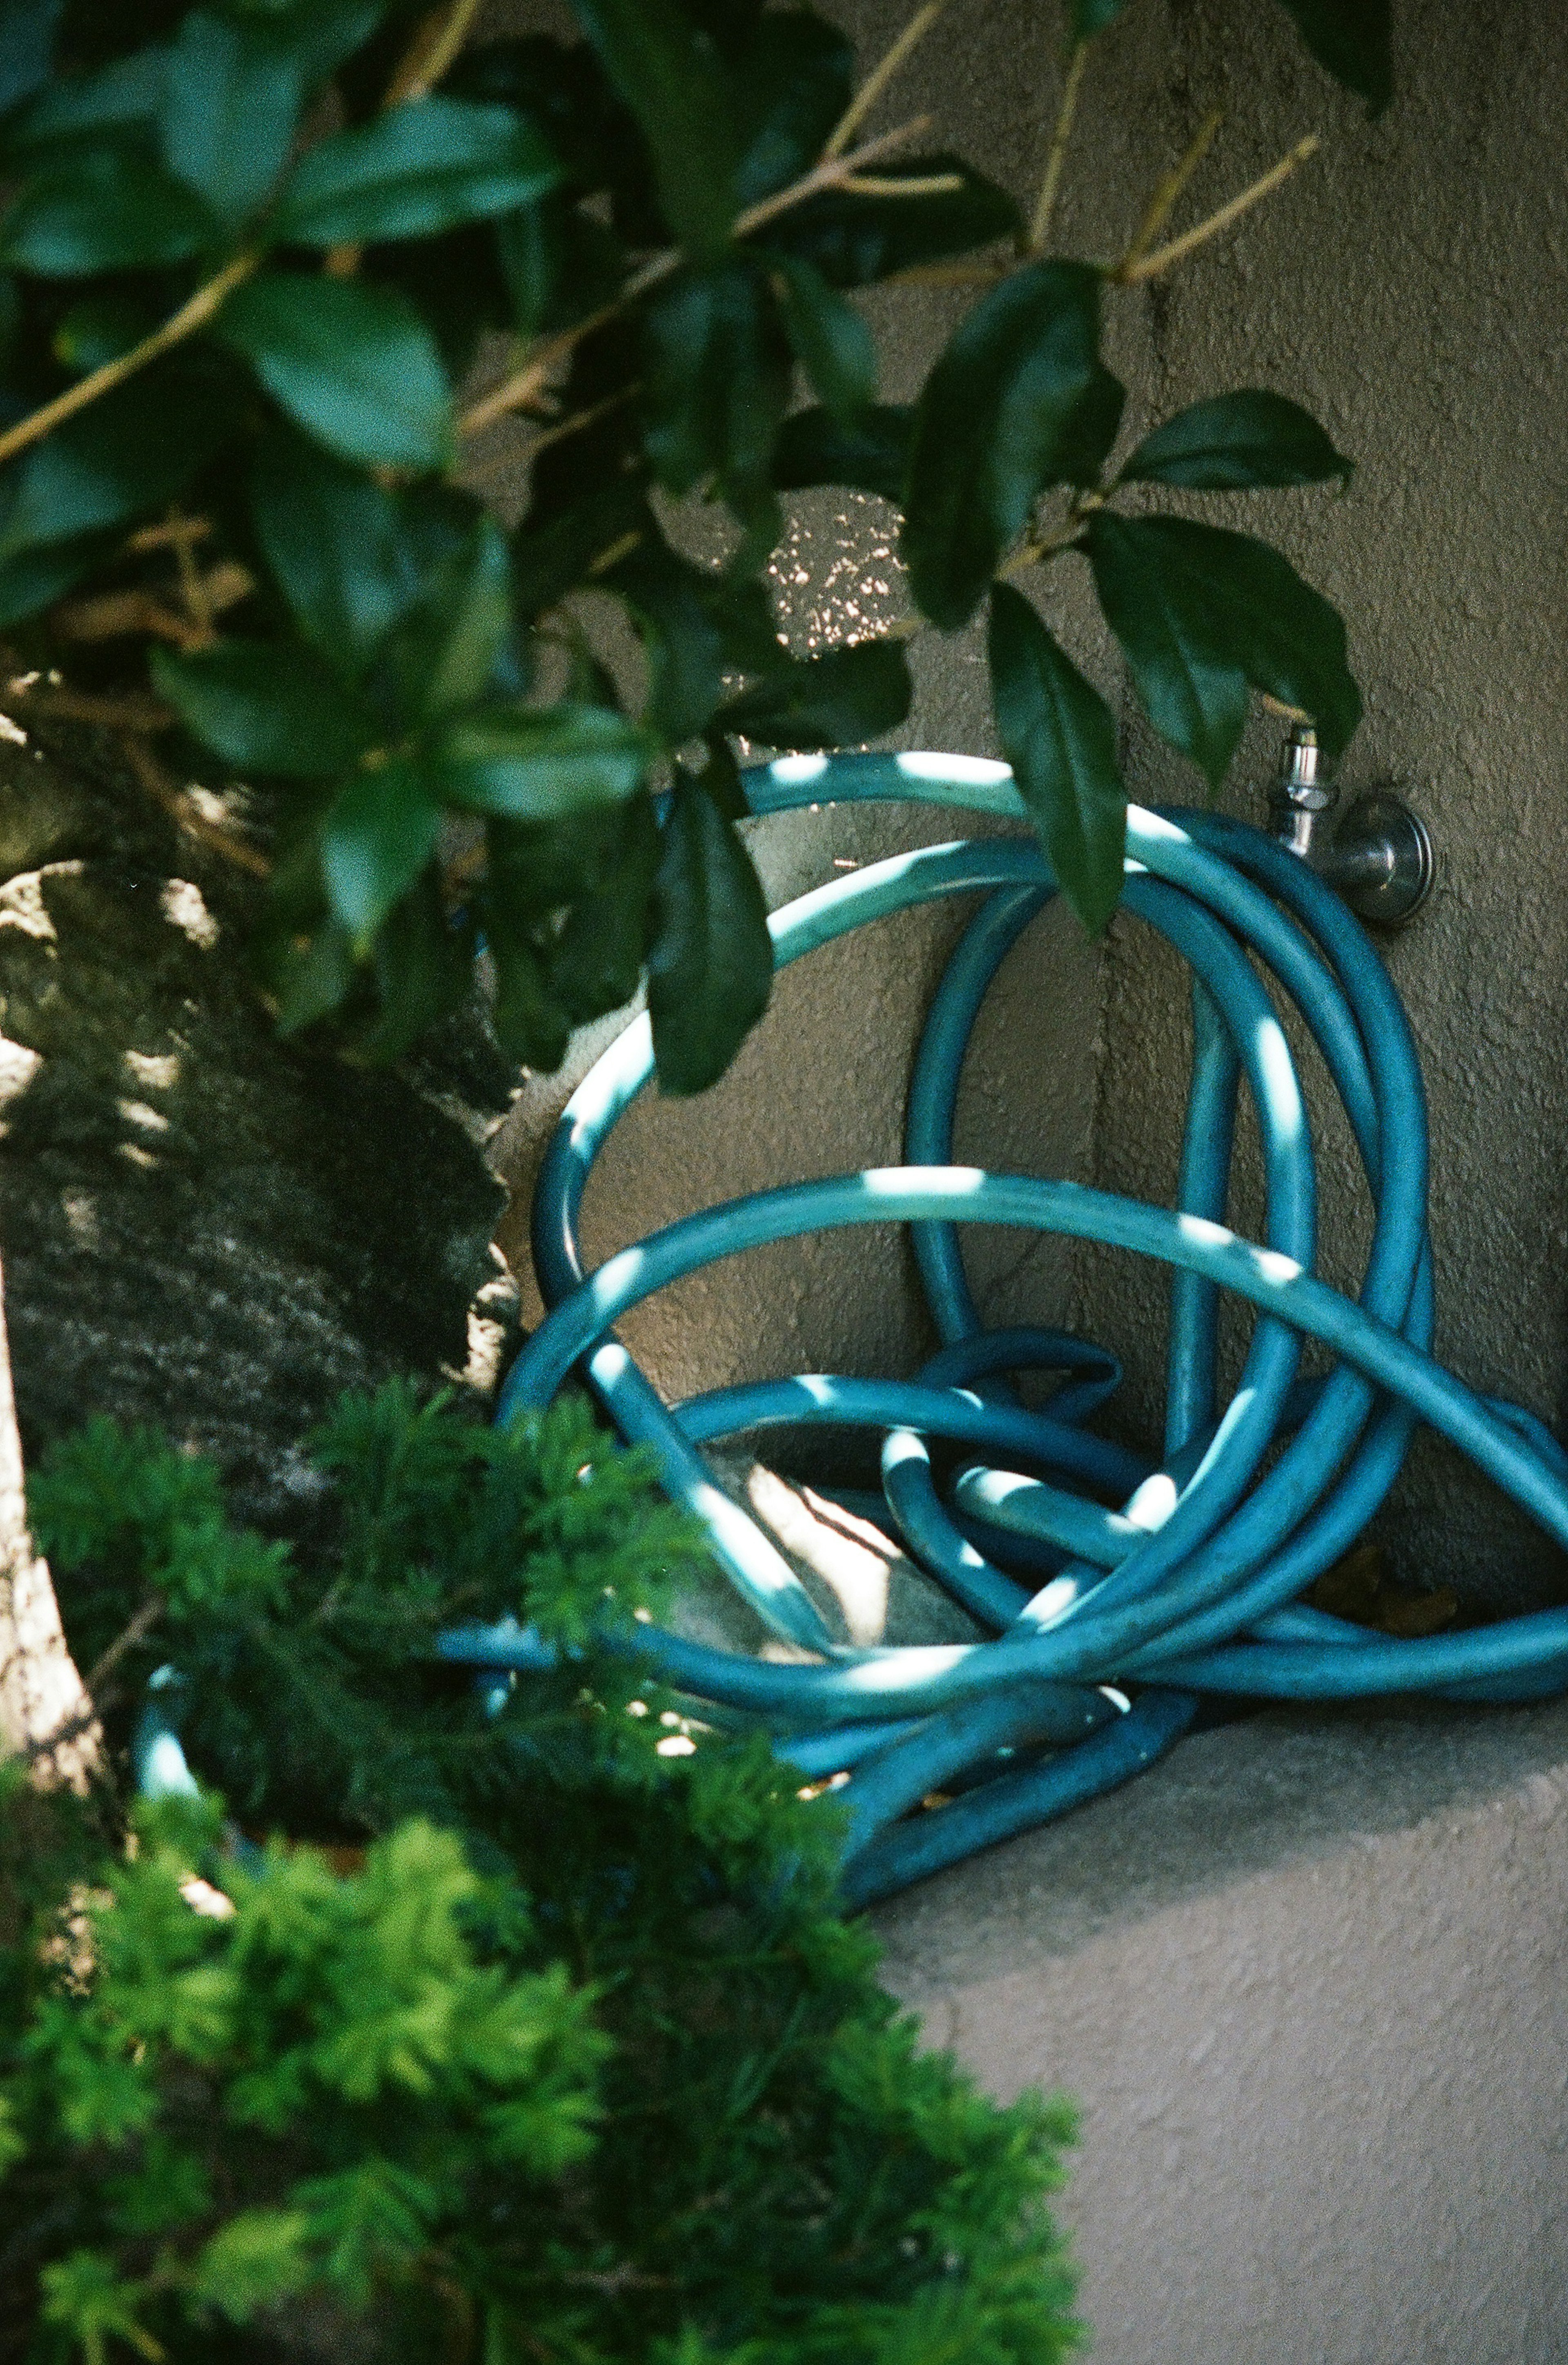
875 1696 1568 2365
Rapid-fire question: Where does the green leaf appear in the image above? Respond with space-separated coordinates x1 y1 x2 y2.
358 877 474 1060
731 11 852 207
717 638 910 750
510 476 647 623
218 271 453 471
151 640 375 777
487 927 573 1070
159 10 304 225
902 260 1104 630
0 365 229 560
1086 512 1361 785
772 403 912 504
249 427 416 669
609 540 778 743
548 794 661 1021
647 773 772 1094
52 291 158 373
0 0 60 117
568 0 739 260
771 254 875 425
769 156 1020 289
642 260 791 527
321 759 443 944
1121 390 1352 490
0 534 102 627
1274 0 1392 115
435 703 650 818
273 95 560 246
0 145 215 274
388 514 513 719
987 581 1125 935
1056 361 1126 489
267 915 356 1035
3 51 165 160
494 197 629 339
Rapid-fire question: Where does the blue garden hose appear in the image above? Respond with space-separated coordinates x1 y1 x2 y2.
428 751 1568 1906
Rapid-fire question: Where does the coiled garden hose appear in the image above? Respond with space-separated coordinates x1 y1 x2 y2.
427 750 1568 1906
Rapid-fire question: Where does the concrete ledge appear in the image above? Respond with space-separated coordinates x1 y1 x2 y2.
873 1699 1568 2365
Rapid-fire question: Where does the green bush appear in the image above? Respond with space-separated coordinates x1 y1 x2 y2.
0 1389 1081 2363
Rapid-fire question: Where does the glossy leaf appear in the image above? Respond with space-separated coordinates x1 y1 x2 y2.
548 795 662 1022
321 759 443 944
487 928 573 1071
388 515 513 720
158 10 303 225
3 51 165 160
358 879 475 1061
568 0 739 261
987 581 1125 935
903 260 1105 630
218 272 453 471
771 254 876 425
610 541 777 743
1086 512 1361 784
494 200 625 339
642 260 791 525
435 704 650 819
249 428 416 669
647 773 773 1094
717 638 911 750
0 535 103 628
731 11 852 207
268 915 356 1036
1056 361 1126 490
770 156 1020 290
1 147 215 274
772 404 912 504
151 640 375 777
0 0 61 117
0 365 228 559
1121 390 1352 490
1275 0 1392 115
273 96 560 247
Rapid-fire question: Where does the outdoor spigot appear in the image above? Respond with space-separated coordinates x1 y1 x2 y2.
1266 723 1434 927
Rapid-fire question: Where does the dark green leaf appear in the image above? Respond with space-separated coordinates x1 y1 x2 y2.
435 703 651 818
3 50 165 160
697 733 747 820
642 259 790 527
1071 0 1130 33
717 638 910 750
449 35 621 193
249 428 416 669
567 0 739 260
487 928 573 1070
52 291 158 372
1121 390 1352 490
548 794 661 1021
0 365 229 559
1056 361 1126 489
1274 0 1392 115
273 95 560 246
485 806 626 915
158 10 303 225
268 915 356 1036
772 403 912 504
0 534 102 628
987 580 1125 935
218 271 453 470
0 0 61 116
510 475 647 622
647 772 772 1093
610 540 778 743
151 640 376 777
494 200 627 338
768 156 1020 289
358 877 475 1060
731 11 852 207
387 514 513 720
1086 511 1361 784
321 757 443 943
771 254 875 425
903 259 1104 630
1 145 215 274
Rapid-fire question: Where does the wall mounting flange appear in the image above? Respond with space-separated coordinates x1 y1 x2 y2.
1266 725 1434 928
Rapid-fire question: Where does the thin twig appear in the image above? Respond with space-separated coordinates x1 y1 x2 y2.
1114 134 1320 283
3 681 172 733
838 171 963 197
0 252 257 471
458 117 932 441
1120 105 1224 272
1030 39 1089 252
84 1594 164 1699
882 258 1009 288
385 0 485 105
118 732 272 878
825 0 949 158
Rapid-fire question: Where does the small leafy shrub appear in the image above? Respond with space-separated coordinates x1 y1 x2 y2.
0 1389 1082 2363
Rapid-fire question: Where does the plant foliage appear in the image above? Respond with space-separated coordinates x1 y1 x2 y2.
0 0 1381 1086
0 1389 1083 2363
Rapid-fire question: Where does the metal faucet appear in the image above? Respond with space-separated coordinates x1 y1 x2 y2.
1266 723 1434 926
